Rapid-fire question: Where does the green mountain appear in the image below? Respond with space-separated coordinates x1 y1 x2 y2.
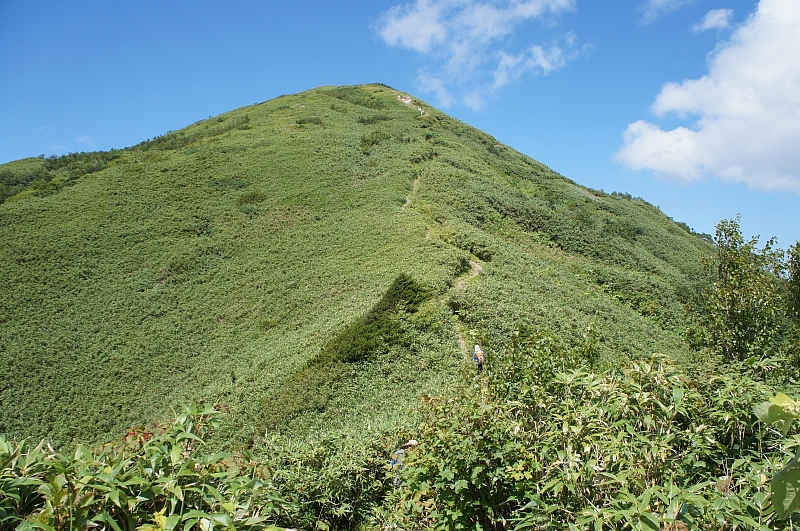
0 84 710 447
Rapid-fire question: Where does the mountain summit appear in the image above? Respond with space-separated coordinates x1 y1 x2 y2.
0 84 709 445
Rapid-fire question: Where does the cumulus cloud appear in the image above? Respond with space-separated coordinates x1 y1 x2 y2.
615 0 800 193
693 8 734 32
639 0 695 24
375 0 579 107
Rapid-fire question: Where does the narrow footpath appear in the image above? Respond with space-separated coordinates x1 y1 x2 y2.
454 260 483 353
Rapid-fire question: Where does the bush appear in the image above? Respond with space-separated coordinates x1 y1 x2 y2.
324 87 387 110
697 217 798 368
386 341 798 530
357 114 391 125
296 116 322 125
0 151 124 203
360 131 391 154
260 433 396 530
261 274 431 428
0 403 292 530
236 191 268 205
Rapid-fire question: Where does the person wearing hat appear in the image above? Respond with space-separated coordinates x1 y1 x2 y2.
473 344 485 371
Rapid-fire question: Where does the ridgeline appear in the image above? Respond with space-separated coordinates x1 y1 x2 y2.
1 84 709 447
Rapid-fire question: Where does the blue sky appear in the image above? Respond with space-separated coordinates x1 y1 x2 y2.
1 0 797 247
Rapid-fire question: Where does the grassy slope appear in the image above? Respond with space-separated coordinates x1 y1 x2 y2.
0 85 710 446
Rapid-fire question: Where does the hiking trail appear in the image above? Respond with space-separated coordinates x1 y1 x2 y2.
454 260 482 353
403 176 419 210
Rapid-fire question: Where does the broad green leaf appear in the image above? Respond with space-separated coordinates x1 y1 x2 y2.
671 387 684 406
108 488 124 508
772 393 798 410
94 512 123 531
176 431 203 443
170 444 182 465
182 510 213 520
164 514 181 530
754 402 797 425
771 450 800 518
639 512 660 530
211 513 232 526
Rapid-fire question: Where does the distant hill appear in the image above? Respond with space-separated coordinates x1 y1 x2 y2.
0 84 711 446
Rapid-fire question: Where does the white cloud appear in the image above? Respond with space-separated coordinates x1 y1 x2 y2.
463 90 487 111
375 0 578 107
378 0 448 52
417 72 456 107
693 8 734 32
491 41 569 89
615 0 800 193
76 135 96 148
640 0 695 24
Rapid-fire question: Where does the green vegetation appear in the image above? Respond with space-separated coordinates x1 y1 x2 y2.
384 353 799 530
262 274 432 427
0 84 711 447
6 84 797 529
0 403 290 530
0 151 121 203
694 217 799 365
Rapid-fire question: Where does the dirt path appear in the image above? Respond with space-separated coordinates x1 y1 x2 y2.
403 176 419 210
456 260 482 290
454 260 483 352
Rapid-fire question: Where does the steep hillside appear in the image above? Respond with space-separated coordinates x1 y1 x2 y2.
0 84 711 446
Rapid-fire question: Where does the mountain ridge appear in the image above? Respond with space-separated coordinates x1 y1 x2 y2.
0 84 710 446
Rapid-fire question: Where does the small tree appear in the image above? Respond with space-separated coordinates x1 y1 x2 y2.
701 217 786 362
787 243 800 320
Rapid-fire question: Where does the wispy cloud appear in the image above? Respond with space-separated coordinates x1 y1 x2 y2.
692 8 734 32
639 0 695 24
616 0 800 193
418 71 456 106
492 35 573 89
375 0 579 108
76 135 96 148
378 0 448 53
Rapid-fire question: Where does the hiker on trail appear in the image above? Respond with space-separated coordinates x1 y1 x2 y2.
473 344 485 372
391 439 418 487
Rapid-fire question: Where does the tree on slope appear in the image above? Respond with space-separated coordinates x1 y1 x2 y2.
702 217 798 364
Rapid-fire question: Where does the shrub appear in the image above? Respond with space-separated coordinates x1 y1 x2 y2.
324 87 387 110
236 191 268 205
360 131 391 154
698 217 797 365
357 114 391 125
260 433 396 530
261 274 431 428
296 116 322 125
386 341 798 530
0 403 292 530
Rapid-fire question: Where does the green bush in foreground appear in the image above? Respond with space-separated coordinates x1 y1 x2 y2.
0 403 291 530
384 346 800 530
7 353 800 530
